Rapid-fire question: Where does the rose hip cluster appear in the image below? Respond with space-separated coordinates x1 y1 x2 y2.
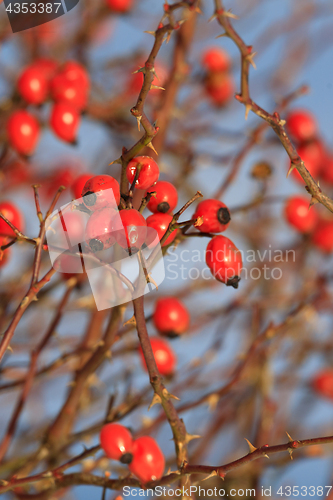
7 60 90 155
99 423 165 483
202 46 235 107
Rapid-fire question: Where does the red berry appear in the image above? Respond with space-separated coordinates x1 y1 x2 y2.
114 209 147 252
205 235 243 288
54 252 85 279
129 436 165 483
85 208 117 252
284 196 318 234
153 297 190 338
146 213 177 248
60 61 90 90
106 0 133 12
126 156 159 190
311 220 333 252
71 173 94 200
205 74 234 106
128 62 168 96
50 103 80 143
290 140 324 184
30 58 58 82
100 423 133 463
286 109 318 143
0 202 24 238
17 66 48 105
82 175 120 210
139 337 176 376
202 47 231 73
58 210 87 244
7 110 40 155
51 72 89 111
312 370 333 400
146 181 178 214
193 199 231 233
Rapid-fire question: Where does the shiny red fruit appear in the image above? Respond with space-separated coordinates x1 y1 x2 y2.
286 109 318 143
129 436 165 483
193 199 231 233
51 72 89 111
106 0 133 12
202 47 231 73
312 370 333 400
126 156 159 190
17 66 48 105
311 220 333 252
30 58 58 82
153 297 190 338
85 208 117 252
60 61 90 90
0 202 24 238
59 210 86 244
284 196 318 234
7 110 40 155
100 423 133 463
290 140 324 184
54 252 85 279
146 213 177 248
115 209 147 252
71 173 94 200
82 175 120 210
205 74 234 106
50 103 80 143
146 181 178 214
139 337 176 377
206 235 243 288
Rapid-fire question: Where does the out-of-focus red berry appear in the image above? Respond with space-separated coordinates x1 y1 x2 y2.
129 436 165 483
202 47 231 73
284 196 318 234
100 423 133 463
106 0 133 12
312 370 333 400
51 72 89 111
81 175 120 210
54 252 85 279
0 202 24 238
126 156 159 190
146 213 177 247
206 235 243 288
311 220 333 252
17 66 48 105
60 61 90 90
290 140 324 184
146 181 178 214
44 167 77 199
205 74 235 106
153 297 190 338
50 103 80 143
30 58 58 82
127 62 168 96
193 199 231 233
71 174 94 200
286 109 318 143
7 110 40 156
139 337 176 376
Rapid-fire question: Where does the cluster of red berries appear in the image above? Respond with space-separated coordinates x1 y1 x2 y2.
286 108 333 185
100 423 165 483
284 196 333 252
202 47 235 107
7 60 90 155
0 201 25 268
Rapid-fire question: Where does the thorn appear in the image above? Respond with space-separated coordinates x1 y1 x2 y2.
41 471 53 478
67 380 76 387
123 315 137 327
202 470 218 481
245 103 251 120
185 433 201 444
132 67 146 75
287 163 296 177
206 393 219 412
165 31 172 44
215 32 228 38
208 13 217 22
244 438 257 454
7 345 13 353
146 141 158 155
144 30 156 36
146 273 158 290
246 52 257 69
0 480 9 486
148 393 162 410
309 195 319 207
279 119 286 126
194 6 203 14
136 115 142 132
151 85 165 91
162 388 180 401
288 448 294 460
109 157 122 166
286 432 294 442
224 9 239 19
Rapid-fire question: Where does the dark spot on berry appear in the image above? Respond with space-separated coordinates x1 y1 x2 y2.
89 239 104 252
165 331 179 339
83 191 97 206
226 276 241 289
120 452 133 465
217 207 231 225
157 202 170 213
